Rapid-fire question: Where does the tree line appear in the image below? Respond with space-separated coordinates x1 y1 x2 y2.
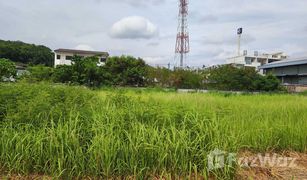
1 56 282 91
0 39 54 66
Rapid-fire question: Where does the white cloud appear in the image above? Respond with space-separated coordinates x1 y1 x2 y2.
147 42 159 47
75 44 94 51
143 56 170 65
109 16 158 39
280 44 307 58
200 34 255 46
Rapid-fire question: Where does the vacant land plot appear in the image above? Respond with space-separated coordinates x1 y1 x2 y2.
0 83 307 179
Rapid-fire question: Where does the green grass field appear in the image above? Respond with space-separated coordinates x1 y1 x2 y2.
0 83 307 179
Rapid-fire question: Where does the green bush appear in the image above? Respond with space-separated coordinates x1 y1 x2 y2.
262 74 281 91
206 65 282 91
146 67 203 89
52 65 73 83
22 65 54 82
0 58 16 81
53 56 112 87
105 56 147 86
171 69 203 89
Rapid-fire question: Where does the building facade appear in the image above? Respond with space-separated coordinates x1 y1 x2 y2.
227 52 288 71
259 58 307 92
54 49 109 67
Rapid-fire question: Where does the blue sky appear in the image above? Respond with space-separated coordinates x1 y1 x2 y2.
0 0 307 67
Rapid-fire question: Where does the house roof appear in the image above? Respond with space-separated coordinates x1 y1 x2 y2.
54 49 109 56
259 57 307 69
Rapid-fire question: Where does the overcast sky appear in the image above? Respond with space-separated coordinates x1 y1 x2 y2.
1 0 307 67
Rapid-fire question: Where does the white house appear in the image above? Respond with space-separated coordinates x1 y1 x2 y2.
54 49 109 67
227 51 288 72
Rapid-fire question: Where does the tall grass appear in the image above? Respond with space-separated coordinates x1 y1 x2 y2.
0 83 307 179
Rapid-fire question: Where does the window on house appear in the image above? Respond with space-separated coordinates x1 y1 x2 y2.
66 56 73 60
57 55 61 59
100 58 107 63
245 58 252 65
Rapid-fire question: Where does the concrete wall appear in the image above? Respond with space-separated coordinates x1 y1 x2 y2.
284 85 307 93
54 52 73 66
226 56 245 64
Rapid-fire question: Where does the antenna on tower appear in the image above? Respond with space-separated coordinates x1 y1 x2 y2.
175 0 190 68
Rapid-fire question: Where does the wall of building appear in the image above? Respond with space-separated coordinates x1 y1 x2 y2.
265 64 307 85
267 65 307 76
227 52 287 71
226 56 245 64
54 52 107 67
54 52 74 66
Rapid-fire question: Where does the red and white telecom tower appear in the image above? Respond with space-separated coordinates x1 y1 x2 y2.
175 0 190 68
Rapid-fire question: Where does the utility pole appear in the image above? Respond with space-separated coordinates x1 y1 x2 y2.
237 28 243 56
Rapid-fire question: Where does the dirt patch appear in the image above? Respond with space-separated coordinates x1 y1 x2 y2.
236 151 307 180
1 175 52 180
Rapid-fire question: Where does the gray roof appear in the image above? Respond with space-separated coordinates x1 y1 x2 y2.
54 49 109 56
259 57 307 69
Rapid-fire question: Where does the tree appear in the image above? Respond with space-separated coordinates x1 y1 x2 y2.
105 56 147 86
146 67 172 87
52 65 73 84
206 65 281 91
69 56 104 87
253 74 281 91
170 69 203 89
0 58 16 81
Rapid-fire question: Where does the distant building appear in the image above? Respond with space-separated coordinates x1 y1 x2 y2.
54 49 109 67
259 58 307 92
16 64 28 77
260 58 307 85
227 51 288 71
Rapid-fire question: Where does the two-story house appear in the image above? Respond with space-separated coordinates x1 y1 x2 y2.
54 49 109 67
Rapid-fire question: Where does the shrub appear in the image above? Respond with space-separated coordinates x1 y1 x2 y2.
105 56 147 86
206 65 282 91
23 65 54 82
52 65 73 83
261 74 281 91
0 58 16 81
170 69 203 89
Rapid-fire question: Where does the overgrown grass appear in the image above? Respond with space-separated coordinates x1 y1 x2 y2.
0 83 307 179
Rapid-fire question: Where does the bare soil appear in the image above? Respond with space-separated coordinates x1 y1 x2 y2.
236 151 307 180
